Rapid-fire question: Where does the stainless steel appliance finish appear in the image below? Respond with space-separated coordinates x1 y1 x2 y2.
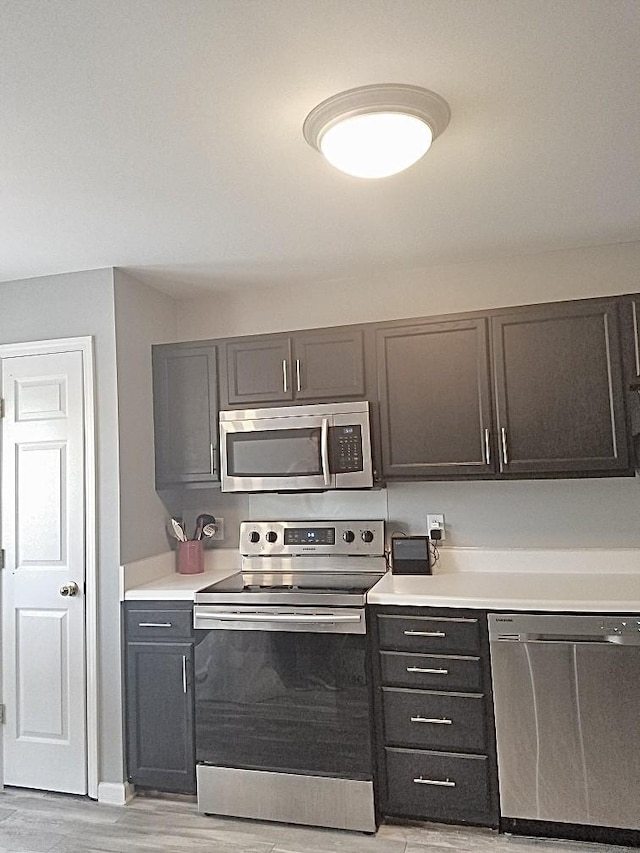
196 765 376 832
194 605 366 634
219 401 373 493
195 520 385 608
489 612 640 831
195 519 384 833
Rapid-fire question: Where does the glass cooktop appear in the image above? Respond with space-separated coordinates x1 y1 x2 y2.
195 571 384 606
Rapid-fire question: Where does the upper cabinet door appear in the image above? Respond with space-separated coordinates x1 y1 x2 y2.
377 318 494 478
223 329 366 407
225 337 293 407
153 344 219 487
618 294 640 439
293 328 365 400
492 299 629 475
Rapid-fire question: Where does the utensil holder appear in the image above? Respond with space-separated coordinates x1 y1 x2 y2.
176 540 204 574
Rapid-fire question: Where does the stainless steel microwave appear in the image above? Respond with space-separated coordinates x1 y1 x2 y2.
219 401 373 493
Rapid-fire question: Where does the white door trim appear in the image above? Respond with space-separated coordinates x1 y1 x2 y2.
0 336 98 799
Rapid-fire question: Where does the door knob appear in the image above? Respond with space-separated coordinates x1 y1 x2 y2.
59 582 79 597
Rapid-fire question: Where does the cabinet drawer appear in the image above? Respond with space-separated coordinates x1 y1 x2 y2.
382 688 486 751
385 747 491 822
380 651 482 692
378 614 480 654
126 608 193 641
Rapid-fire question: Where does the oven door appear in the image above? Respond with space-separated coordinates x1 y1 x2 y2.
193 607 373 780
220 414 333 492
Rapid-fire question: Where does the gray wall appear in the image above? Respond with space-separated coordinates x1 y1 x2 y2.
0 268 124 786
176 476 640 551
175 241 640 551
177 241 640 340
114 269 177 564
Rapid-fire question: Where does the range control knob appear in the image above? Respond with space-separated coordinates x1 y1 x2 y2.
342 530 355 543
361 530 374 543
265 531 278 544
248 531 260 544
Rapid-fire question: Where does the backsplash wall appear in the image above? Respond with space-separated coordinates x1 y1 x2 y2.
176 475 640 551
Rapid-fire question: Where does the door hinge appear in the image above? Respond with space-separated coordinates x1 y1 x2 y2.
0 705 5 724
0 549 4 570
0 398 4 418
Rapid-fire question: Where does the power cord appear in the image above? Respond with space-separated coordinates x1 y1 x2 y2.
385 528 408 570
428 526 441 569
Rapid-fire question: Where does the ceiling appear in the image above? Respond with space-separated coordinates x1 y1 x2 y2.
2 0 639 297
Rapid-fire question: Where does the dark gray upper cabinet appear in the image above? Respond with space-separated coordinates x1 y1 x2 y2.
224 328 365 408
376 318 494 478
225 336 293 406
618 294 640 438
152 343 219 487
492 298 629 475
294 328 365 400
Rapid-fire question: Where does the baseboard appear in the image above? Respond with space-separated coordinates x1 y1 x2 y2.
97 781 135 806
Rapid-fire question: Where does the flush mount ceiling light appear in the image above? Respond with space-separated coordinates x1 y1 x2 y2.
303 84 450 179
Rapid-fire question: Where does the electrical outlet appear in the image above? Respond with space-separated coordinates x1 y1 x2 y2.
426 514 445 540
210 518 225 541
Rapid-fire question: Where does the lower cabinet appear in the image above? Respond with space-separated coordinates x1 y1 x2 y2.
124 602 196 794
371 606 498 827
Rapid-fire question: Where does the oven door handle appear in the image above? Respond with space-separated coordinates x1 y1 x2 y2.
320 417 332 487
196 611 362 625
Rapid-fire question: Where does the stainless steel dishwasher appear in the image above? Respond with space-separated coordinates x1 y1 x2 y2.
488 613 640 833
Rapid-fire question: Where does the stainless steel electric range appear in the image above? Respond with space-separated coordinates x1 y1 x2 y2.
193 519 386 833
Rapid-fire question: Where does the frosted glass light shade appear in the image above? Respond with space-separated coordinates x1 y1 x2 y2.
320 112 433 179
303 84 450 179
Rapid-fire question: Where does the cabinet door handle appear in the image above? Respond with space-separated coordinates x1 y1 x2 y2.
413 777 456 787
501 427 509 465
406 666 449 675
209 442 215 476
484 428 491 465
295 358 302 392
411 716 453 725
404 630 446 638
282 359 288 393
182 656 187 693
138 622 172 628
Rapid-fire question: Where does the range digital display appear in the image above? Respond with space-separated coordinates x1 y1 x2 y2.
284 527 336 546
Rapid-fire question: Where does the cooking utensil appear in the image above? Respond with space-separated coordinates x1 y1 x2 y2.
194 513 216 540
201 522 218 539
170 518 187 542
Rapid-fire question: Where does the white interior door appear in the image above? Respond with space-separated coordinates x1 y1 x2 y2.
1 349 87 794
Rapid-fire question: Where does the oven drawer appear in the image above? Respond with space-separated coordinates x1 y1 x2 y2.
385 747 491 822
382 688 486 751
126 606 193 641
378 614 480 654
380 651 482 692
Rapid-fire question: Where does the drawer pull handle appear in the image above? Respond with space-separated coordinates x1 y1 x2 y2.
404 630 446 638
413 777 456 788
411 716 453 725
406 666 449 675
138 622 172 628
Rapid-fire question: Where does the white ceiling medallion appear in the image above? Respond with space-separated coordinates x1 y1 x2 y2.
303 84 451 179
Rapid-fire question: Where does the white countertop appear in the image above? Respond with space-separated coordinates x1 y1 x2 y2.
122 546 640 610
124 567 640 611
367 570 640 612
123 567 239 600
121 549 242 601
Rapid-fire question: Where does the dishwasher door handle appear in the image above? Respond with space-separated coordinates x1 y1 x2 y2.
495 634 635 645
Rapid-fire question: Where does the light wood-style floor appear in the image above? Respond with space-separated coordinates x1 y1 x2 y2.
0 788 636 853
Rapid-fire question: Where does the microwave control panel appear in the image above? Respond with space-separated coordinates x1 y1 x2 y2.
329 424 364 472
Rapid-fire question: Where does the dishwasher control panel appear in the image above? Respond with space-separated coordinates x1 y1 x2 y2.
489 613 640 645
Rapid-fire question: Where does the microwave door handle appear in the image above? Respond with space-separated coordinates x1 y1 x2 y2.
320 418 331 486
